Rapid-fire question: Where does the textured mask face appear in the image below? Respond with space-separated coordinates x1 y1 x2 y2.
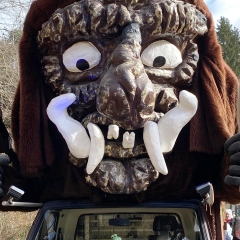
37 0 208 194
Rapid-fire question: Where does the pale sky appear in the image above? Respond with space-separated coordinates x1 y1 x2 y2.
1 0 239 35
205 0 240 30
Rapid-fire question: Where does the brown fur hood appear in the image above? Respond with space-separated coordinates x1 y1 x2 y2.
11 0 239 176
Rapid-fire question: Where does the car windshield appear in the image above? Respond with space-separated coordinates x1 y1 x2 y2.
76 213 184 240
34 206 204 240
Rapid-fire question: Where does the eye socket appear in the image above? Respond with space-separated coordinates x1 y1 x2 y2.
141 40 182 69
63 42 101 72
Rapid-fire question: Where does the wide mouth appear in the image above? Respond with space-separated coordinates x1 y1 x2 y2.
82 115 147 159
72 112 160 194
47 88 198 194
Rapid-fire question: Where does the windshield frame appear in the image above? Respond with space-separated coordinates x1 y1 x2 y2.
26 200 212 240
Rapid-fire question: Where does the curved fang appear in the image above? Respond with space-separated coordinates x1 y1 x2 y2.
47 93 91 158
158 90 198 153
86 123 105 174
143 121 168 175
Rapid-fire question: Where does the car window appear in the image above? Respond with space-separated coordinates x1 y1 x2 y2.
75 212 200 240
35 210 59 240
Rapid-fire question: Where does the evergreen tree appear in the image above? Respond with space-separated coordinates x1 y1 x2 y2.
7 28 22 43
216 17 240 79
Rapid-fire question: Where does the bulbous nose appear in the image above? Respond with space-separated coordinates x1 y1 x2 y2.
97 23 155 130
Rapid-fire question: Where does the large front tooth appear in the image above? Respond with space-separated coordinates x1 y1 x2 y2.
107 125 119 139
122 132 135 148
86 123 105 174
143 121 168 175
158 90 198 153
47 93 90 158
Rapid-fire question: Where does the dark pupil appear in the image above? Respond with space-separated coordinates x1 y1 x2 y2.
76 59 90 71
153 56 166 67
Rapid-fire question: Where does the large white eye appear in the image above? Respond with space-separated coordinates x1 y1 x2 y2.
141 40 182 68
63 42 101 72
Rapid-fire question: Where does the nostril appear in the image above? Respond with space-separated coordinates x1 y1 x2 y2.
140 106 155 116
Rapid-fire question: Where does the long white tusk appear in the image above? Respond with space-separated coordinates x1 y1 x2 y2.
158 90 198 153
143 121 168 175
47 93 90 158
107 125 119 139
86 123 105 174
122 132 135 148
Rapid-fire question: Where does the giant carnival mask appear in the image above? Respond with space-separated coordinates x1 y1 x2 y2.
36 0 208 194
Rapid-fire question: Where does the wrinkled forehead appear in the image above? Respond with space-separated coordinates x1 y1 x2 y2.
37 0 208 48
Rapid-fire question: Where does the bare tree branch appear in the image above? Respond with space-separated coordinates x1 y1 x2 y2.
0 0 33 36
0 0 33 126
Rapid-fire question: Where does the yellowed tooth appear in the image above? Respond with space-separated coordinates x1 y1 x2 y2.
47 93 90 158
86 123 105 174
122 131 135 148
107 124 119 139
143 121 168 175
